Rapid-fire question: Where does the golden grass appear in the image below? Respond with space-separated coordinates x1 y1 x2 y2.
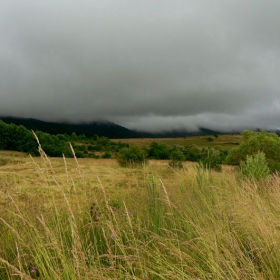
1 150 280 279
111 134 241 150
0 153 192 221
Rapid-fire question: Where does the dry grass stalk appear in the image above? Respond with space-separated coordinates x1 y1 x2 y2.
160 179 172 208
70 143 81 175
0 257 34 280
62 153 69 183
51 176 92 279
31 130 55 174
16 242 23 275
0 217 25 244
37 214 64 260
101 227 118 279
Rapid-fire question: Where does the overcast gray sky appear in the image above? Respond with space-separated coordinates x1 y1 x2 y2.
1 0 280 132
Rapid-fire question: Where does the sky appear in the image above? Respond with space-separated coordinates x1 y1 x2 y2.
1 0 280 133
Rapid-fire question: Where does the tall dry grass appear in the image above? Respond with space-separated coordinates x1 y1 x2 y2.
1 149 280 279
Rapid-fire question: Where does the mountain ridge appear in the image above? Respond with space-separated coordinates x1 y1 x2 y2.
0 116 255 138
0 116 149 138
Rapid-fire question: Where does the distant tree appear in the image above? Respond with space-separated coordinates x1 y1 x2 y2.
78 134 87 141
117 146 148 167
183 145 202 162
148 142 170 160
71 132 78 140
57 134 67 141
207 137 214 142
0 121 37 154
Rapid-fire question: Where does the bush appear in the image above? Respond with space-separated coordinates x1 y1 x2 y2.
117 146 148 167
148 142 170 159
168 150 185 169
184 145 202 162
240 151 270 180
101 152 112 159
199 148 222 171
226 130 280 172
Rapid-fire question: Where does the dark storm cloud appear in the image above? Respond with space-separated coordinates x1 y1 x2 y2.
1 0 280 132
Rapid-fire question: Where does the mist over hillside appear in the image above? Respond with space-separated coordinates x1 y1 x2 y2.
0 116 239 138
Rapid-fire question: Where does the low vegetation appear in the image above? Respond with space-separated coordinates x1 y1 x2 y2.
1 122 280 278
240 151 271 181
0 151 279 279
226 130 280 172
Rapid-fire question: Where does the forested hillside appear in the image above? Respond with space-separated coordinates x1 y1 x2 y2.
0 117 147 138
0 117 228 138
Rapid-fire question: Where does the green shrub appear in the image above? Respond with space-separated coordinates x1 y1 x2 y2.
117 146 148 167
184 145 202 162
168 150 185 169
199 148 222 171
226 130 280 172
101 152 112 159
240 151 270 180
148 142 170 159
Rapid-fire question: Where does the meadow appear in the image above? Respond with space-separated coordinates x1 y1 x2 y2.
112 134 241 150
1 142 280 279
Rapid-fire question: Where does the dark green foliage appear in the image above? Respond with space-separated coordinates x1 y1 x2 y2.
0 121 38 154
0 116 146 138
148 142 170 159
117 146 148 167
169 149 185 169
102 152 112 159
36 131 72 157
226 130 280 172
0 120 131 158
170 149 185 161
206 137 214 142
219 150 229 163
71 132 78 140
183 145 202 162
57 134 67 141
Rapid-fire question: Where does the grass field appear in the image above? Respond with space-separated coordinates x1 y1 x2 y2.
112 134 241 150
1 147 280 279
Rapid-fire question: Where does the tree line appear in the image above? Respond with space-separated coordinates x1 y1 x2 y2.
0 120 128 158
1 120 280 173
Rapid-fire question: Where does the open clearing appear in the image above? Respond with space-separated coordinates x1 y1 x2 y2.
1 148 280 279
112 134 241 150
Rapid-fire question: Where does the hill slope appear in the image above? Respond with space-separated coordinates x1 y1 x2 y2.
0 116 250 138
0 117 147 138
